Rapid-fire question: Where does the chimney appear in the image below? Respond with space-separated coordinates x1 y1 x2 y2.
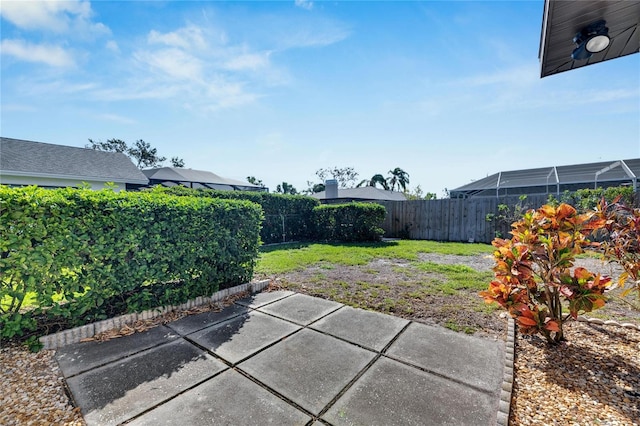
325 179 338 198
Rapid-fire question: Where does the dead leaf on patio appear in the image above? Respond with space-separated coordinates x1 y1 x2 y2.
79 290 251 343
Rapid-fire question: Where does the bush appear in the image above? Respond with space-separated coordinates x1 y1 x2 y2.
480 203 609 344
0 186 262 344
548 186 635 212
156 186 319 243
313 203 386 242
596 198 640 309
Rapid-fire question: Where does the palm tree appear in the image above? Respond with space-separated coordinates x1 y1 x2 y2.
357 174 389 190
388 168 410 192
370 174 389 190
276 182 298 195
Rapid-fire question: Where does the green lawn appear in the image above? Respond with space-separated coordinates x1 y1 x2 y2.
255 240 501 336
255 240 639 334
255 240 493 276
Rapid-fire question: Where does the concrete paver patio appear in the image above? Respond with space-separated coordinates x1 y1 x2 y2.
55 290 505 426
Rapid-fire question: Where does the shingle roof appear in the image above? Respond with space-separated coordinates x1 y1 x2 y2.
312 186 407 201
142 167 262 190
0 137 148 184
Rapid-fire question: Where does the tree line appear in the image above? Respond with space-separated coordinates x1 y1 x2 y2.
250 166 437 199
87 139 435 198
86 138 185 169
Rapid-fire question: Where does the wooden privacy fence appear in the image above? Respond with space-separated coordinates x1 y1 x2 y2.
377 195 550 244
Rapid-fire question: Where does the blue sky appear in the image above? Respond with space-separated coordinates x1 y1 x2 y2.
1 1 638 195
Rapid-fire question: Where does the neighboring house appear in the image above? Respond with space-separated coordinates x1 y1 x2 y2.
138 167 266 192
0 137 148 191
313 180 407 203
450 159 640 199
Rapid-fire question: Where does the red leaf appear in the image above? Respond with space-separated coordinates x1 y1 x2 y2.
544 320 560 332
517 316 538 326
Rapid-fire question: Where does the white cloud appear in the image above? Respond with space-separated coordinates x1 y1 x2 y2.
0 39 75 67
120 24 275 110
295 0 314 11
1 103 37 112
256 132 287 151
148 25 210 51
457 63 539 88
224 51 271 71
91 84 181 102
431 61 640 116
105 40 119 53
0 0 108 36
276 23 350 49
95 113 136 124
135 48 204 81
202 81 260 111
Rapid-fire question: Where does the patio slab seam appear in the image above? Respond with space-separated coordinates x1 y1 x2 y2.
305 315 412 357
315 352 384 419
61 338 177 380
380 320 413 354
184 324 305 368
232 367 319 421
251 299 345 328
54 289 510 426
381 350 501 397
115 365 231 426
235 290 297 309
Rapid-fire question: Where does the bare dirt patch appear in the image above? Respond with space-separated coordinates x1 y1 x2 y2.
265 253 505 339
262 253 640 341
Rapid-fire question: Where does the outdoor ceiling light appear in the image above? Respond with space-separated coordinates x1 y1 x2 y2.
572 20 610 61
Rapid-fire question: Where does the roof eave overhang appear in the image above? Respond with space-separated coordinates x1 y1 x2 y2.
539 0 640 78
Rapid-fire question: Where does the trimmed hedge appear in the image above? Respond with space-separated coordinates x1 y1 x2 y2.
0 186 262 345
157 186 319 243
313 203 386 242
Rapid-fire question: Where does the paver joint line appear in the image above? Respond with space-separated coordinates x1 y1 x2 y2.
233 365 318 420
63 340 169 379
56 289 506 426
380 320 413 354
121 366 230 425
381 351 500 397
315 352 383 419
185 323 305 368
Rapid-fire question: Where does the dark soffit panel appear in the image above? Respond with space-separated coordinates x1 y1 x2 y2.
540 0 639 78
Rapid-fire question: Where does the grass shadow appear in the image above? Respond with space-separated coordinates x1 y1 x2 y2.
259 240 400 254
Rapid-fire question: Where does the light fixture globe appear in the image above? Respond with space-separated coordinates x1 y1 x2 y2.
585 34 610 53
571 20 610 61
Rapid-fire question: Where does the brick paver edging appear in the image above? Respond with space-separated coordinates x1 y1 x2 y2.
39 280 271 350
496 317 515 426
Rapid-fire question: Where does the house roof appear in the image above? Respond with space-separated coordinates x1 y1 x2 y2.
312 186 408 201
142 167 263 190
451 159 640 197
0 137 149 184
539 0 639 78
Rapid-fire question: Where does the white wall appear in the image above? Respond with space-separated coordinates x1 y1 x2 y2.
0 174 126 191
